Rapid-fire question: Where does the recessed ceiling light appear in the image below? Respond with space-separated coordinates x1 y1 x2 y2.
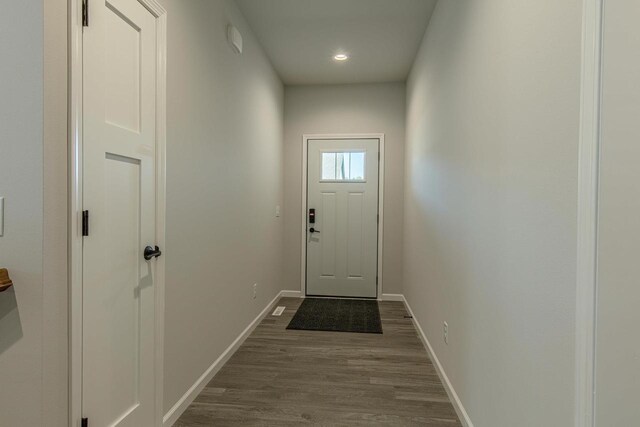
334 54 349 61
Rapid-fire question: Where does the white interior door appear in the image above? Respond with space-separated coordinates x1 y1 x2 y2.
82 0 159 425
306 139 379 298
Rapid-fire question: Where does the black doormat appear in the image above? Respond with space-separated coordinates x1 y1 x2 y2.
286 298 383 334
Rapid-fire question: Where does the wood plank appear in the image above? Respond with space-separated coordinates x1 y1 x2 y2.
175 298 462 426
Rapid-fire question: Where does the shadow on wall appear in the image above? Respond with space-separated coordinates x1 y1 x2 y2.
0 289 23 355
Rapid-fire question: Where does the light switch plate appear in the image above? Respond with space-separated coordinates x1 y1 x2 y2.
0 197 4 237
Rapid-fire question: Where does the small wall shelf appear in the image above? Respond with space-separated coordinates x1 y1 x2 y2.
0 268 13 292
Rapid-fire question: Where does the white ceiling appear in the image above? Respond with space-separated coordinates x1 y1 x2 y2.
236 0 438 85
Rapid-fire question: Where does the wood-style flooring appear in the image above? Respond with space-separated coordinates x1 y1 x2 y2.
175 297 461 426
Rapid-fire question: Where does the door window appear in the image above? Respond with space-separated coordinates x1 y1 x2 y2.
321 151 366 182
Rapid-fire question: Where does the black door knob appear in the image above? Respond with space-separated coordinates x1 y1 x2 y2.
144 245 162 260
309 228 320 234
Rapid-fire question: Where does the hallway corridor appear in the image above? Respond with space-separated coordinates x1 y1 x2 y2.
176 298 461 426
5 0 638 425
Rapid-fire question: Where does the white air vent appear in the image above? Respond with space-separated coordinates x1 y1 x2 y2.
227 25 243 54
272 306 285 316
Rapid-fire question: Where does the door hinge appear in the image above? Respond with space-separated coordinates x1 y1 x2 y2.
81 418 88 427
82 0 89 27
82 210 89 236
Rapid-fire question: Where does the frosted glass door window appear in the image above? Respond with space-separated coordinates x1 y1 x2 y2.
322 152 336 180
321 151 366 181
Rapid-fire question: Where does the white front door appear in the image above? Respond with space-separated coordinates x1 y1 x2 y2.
82 0 159 425
306 139 379 298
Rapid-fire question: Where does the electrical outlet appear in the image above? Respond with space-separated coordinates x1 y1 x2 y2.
252 283 257 299
443 321 449 345
275 205 281 217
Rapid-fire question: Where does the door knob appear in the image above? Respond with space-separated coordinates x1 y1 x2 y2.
144 245 162 260
309 227 320 234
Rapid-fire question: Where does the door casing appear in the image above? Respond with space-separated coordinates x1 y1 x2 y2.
301 134 385 299
575 0 603 426
69 1 167 425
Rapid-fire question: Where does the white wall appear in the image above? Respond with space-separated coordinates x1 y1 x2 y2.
1 1 284 422
283 83 406 295
0 0 68 426
404 1 581 425
0 3 44 424
595 0 640 423
42 0 69 424
159 0 285 414
0 1 68 425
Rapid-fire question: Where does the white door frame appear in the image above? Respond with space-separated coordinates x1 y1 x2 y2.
69 1 167 425
301 133 385 299
575 0 604 425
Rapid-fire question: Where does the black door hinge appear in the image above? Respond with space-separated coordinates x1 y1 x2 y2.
82 0 89 27
81 418 88 427
82 210 89 236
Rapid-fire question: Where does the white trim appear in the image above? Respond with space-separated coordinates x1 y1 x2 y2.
401 296 473 427
379 293 404 302
300 133 385 299
280 290 303 298
575 0 604 426
69 0 84 424
68 1 168 426
377 136 385 300
138 0 165 16
153 8 168 427
319 179 367 184
162 290 288 426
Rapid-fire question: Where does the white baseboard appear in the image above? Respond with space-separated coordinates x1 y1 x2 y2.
379 293 405 301
163 290 286 426
401 295 474 427
280 290 303 298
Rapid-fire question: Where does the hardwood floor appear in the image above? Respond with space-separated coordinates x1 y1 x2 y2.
175 297 461 426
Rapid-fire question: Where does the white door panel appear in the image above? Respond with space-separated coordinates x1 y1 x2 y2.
347 192 365 278
306 139 379 298
320 192 337 276
82 0 158 425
